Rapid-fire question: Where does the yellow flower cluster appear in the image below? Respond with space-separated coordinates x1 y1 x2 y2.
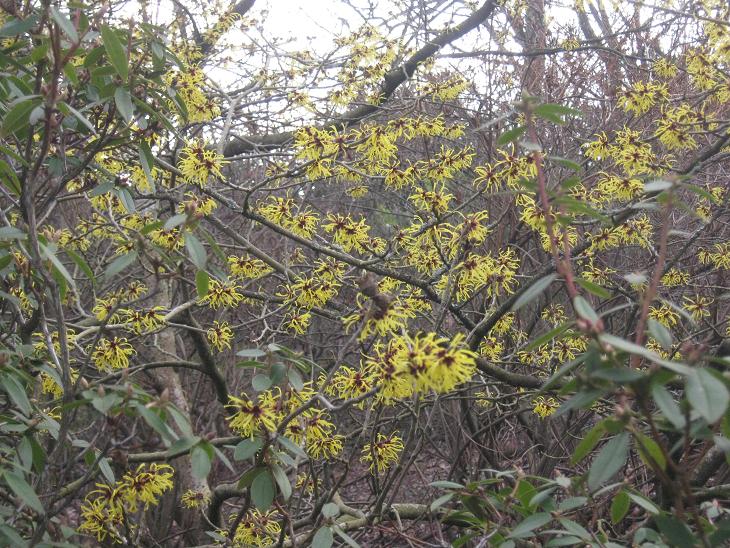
655 104 703 151
207 320 233 351
436 249 520 302
368 332 477 400
474 148 537 191
322 213 372 253
617 81 668 115
168 66 221 123
360 432 404 473
684 295 713 321
343 297 415 340
92 337 135 371
661 268 690 287
177 140 228 186
228 255 273 279
226 385 344 460
123 306 166 333
230 509 281 547
686 48 718 91
78 464 173 543
653 58 678 79
649 304 680 328
181 489 210 509
199 279 244 309
698 242 730 269
532 396 559 418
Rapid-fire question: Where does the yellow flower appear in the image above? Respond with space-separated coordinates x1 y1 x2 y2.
199 279 244 308
583 132 610 161
207 321 233 351
78 497 124 543
306 434 344 460
326 366 375 403
92 337 135 371
532 396 559 418
649 304 680 328
123 306 166 333
181 489 210 509
226 392 281 437
661 268 689 287
683 295 712 321
361 432 404 473
232 509 281 547
177 140 228 186
617 81 668 115
322 213 371 253
284 309 311 334
228 255 273 279
121 464 174 512
653 58 677 79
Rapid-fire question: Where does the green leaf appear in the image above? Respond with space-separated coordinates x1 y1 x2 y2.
164 214 188 230
655 515 696 546
288 367 304 391
114 87 134 123
138 140 155 190
271 463 291 501
0 14 38 37
333 526 361 548
1 97 42 137
65 248 95 284
185 233 207 270
0 226 25 240
322 502 340 518
134 403 174 443
548 155 582 171
558 518 591 540
627 492 659 515
510 274 557 312
237 348 267 358
686 368 730 424
635 432 666 471
587 432 630 491
644 180 673 193
100 25 128 81
647 318 673 351
598 333 692 375
2 374 31 416
497 125 526 146
570 421 605 465
312 527 334 548
611 491 630 524
4 471 44 514
278 435 308 459
166 436 200 457
430 480 465 489
191 444 212 479
57 101 97 135
252 374 273 392
195 270 209 298
651 384 685 429
117 186 135 213
533 103 581 124
104 251 138 280
251 469 275 510
575 277 610 299
89 180 114 197
49 6 78 43
573 295 598 322
509 512 551 538
430 493 454 512
40 243 76 291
